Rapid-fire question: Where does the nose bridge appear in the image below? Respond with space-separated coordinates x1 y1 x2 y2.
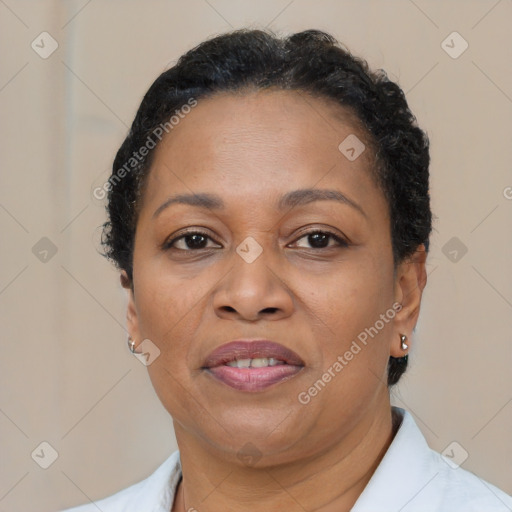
228 238 277 300
212 236 293 320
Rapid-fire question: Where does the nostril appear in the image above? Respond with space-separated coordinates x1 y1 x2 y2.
217 306 279 315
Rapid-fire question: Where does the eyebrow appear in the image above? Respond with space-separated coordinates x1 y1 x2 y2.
152 188 367 219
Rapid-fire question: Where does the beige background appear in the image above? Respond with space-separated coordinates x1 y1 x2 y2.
1 1 511 510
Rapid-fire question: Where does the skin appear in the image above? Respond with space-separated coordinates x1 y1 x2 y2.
123 89 427 512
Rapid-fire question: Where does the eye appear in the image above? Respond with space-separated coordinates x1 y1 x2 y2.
291 230 349 250
162 228 349 253
162 230 221 251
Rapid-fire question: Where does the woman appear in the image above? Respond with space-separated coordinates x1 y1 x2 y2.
62 29 512 512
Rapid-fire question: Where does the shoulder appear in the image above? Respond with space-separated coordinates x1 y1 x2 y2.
352 408 512 512
58 451 181 512
425 447 512 511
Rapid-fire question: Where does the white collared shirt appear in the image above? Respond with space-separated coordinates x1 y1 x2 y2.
61 407 512 511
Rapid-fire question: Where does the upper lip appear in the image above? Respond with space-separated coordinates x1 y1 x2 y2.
203 340 305 368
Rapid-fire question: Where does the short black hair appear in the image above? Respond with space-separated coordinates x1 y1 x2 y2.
101 28 433 386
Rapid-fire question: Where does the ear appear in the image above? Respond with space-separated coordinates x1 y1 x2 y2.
390 244 428 357
120 270 141 344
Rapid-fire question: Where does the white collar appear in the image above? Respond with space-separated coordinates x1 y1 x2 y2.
66 407 512 511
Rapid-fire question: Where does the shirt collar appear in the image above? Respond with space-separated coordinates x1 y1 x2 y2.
142 406 465 511
351 405 441 511
148 406 424 511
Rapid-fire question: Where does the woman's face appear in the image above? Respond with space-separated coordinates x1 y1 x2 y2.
126 90 422 464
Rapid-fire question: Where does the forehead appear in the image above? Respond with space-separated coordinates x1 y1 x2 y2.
142 90 386 220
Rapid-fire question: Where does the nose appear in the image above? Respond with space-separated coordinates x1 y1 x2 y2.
212 249 294 322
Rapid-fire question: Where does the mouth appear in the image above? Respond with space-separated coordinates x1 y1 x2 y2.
202 340 305 392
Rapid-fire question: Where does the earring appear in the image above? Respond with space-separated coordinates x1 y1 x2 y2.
128 336 137 353
400 334 408 351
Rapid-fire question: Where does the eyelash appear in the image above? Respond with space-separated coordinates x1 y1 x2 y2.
161 228 349 252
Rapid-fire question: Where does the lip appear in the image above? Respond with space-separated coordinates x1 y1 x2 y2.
202 340 305 392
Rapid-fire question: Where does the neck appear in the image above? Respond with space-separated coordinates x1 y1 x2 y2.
172 398 397 512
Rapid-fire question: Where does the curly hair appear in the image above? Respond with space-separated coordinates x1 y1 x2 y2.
101 28 433 386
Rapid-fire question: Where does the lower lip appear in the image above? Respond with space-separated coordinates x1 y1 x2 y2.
206 364 303 392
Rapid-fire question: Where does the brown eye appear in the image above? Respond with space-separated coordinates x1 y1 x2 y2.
163 231 221 251
293 230 348 250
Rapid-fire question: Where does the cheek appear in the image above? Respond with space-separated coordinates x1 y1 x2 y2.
132 263 221 384
306 256 392 326
134 273 206 419
304 257 394 374
132 244 202 333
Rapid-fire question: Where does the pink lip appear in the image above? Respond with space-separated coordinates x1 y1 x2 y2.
203 340 305 392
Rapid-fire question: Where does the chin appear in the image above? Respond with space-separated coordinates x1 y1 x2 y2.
198 409 311 464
